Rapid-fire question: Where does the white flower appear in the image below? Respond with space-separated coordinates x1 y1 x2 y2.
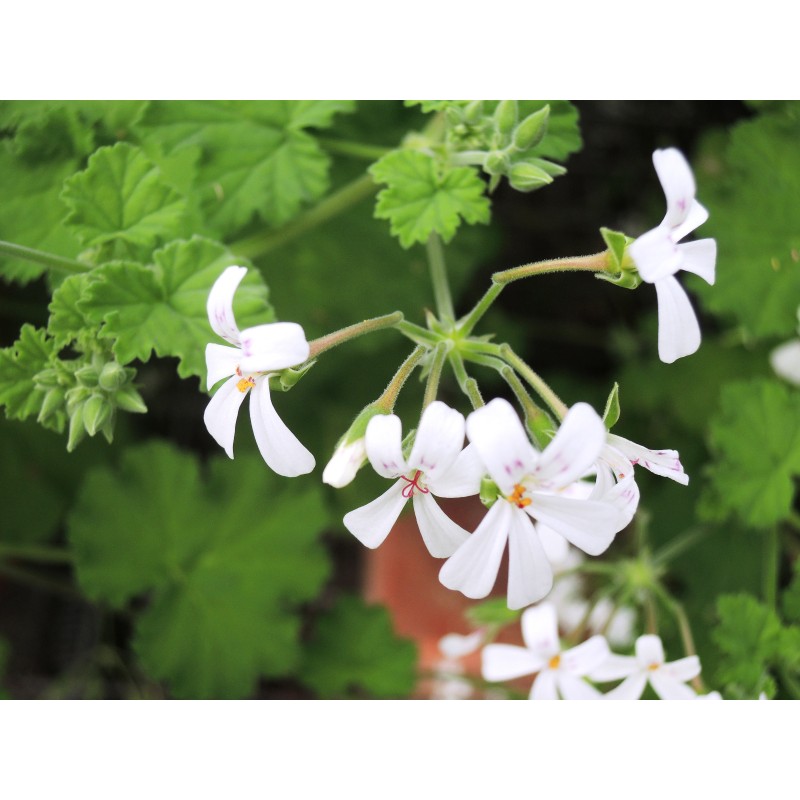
322 437 367 488
343 401 483 557
203 266 315 477
770 339 800 385
481 603 609 699
591 633 700 700
439 399 625 609
629 148 717 364
604 432 689 485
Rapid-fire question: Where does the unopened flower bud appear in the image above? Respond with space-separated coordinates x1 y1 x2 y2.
35 367 60 389
98 361 127 391
115 386 147 414
493 100 518 136
75 365 100 387
38 387 65 424
508 162 553 192
512 105 550 151
67 405 87 452
322 403 387 488
83 393 110 436
484 150 509 176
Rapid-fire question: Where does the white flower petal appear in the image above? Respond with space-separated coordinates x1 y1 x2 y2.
413 492 470 558
598 444 635 483
343 480 408 549
203 375 249 458
630 227 683 283
533 403 607 490
520 603 560 656
364 414 407 478
482 643 545 683
249 379 315 477
530 669 559 700
466 399 538 494
536 523 571 567
408 401 465 482
526 493 620 555
650 672 697 700
635 634 665 668
601 475 640 528
439 500 511 600
557 673 603 700
607 433 689 485
206 343 242 391
661 655 701 683
771 339 800 385
440 631 484 659
653 148 697 230
589 654 638 682
429 443 485 498
679 238 716 285
322 437 366 488
671 200 709 242
207 265 246 345
604 672 648 700
507 511 553 610
654 275 701 364
560 635 610 676
238 322 309 373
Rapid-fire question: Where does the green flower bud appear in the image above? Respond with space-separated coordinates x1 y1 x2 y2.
83 393 110 436
34 367 61 389
463 100 484 124
75 364 100 387
512 105 550 151
525 407 556 451
115 386 147 414
493 100 518 136
484 150 510 176
65 386 90 415
98 361 128 391
322 402 387 488
67 405 87 452
508 162 553 192
480 476 502 508
38 387 66 424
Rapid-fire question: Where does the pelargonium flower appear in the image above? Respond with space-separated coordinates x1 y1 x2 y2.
770 338 800 386
439 398 626 609
482 603 609 700
603 432 689 486
590 633 700 700
343 401 483 557
629 147 717 364
204 265 315 477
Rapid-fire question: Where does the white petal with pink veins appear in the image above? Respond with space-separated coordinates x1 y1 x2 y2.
207 265 246 345
408 401 465 483
364 414 407 478
238 322 309 373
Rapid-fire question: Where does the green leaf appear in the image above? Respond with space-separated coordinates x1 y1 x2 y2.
692 109 800 338
136 100 354 235
702 379 800 528
299 595 417 699
602 382 621 429
0 325 57 425
79 237 272 382
68 442 331 698
0 146 81 283
466 598 521 628
370 150 490 248
48 273 95 347
61 142 189 261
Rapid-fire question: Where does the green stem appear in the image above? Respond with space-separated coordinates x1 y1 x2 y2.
422 342 449 409
498 344 568 420
317 137 392 161
395 320 439 346
230 173 378 260
307 311 404 359
0 239 89 275
426 233 455 322
448 351 483 409
763 525 780 611
652 527 708 567
492 251 610 285
652 583 705 693
0 544 74 563
377 346 427 411
457 282 504 337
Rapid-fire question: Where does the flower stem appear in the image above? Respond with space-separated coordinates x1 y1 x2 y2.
422 342 449 409
457 282 504 337
308 311 404 359
448 351 483 409
492 251 609 285
395 319 439 346
0 239 89 275
499 366 553 447
316 137 392 161
230 173 378 261
652 583 705 693
763 525 780 611
426 233 455 322
498 344 568 420
377 346 427 411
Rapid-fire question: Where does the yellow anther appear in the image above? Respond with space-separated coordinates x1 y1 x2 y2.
506 484 532 509
548 654 561 670
236 377 255 393
647 662 660 672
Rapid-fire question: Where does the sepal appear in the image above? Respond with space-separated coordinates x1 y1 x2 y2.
595 227 642 290
602 382 621 430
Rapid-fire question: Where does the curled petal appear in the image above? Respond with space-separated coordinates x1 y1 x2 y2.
635 634 665 668
520 603 560 657
206 343 243 391
439 500 511 600
654 275 701 364
249 379 315 477
607 433 688 485
207 265 246 345
482 643 545 683
413 492 470 558
671 200 709 242
466 399 538 495
534 403 606 490
679 238 716 285
343 480 407 549
238 322 309 373
365 414 407 478
507 512 553 610
408 401 465 482
203 375 249 458
653 148 697 231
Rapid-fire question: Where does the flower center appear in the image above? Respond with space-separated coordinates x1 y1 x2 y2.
400 470 429 499
506 483 531 509
647 662 660 672
548 654 561 670
235 366 256 393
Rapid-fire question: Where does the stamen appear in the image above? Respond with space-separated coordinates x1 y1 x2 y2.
647 662 660 672
505 483 532 509
548 654 561 670
236 376 255 393
400 470 429 499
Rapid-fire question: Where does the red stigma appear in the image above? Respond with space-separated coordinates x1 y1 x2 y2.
400 470 429 499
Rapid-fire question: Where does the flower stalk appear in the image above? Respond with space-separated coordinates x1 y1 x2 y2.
376 346 427 411
0 239 89 275
307 311 404 359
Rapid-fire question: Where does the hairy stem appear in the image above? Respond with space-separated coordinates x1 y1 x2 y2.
317 137 392 161
426 233 455 322
308 311 404 359
492 251 609 285
423 342 449 409
0 239 89 275
457 282 504 337
377 346 427 411
498 345 568 420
